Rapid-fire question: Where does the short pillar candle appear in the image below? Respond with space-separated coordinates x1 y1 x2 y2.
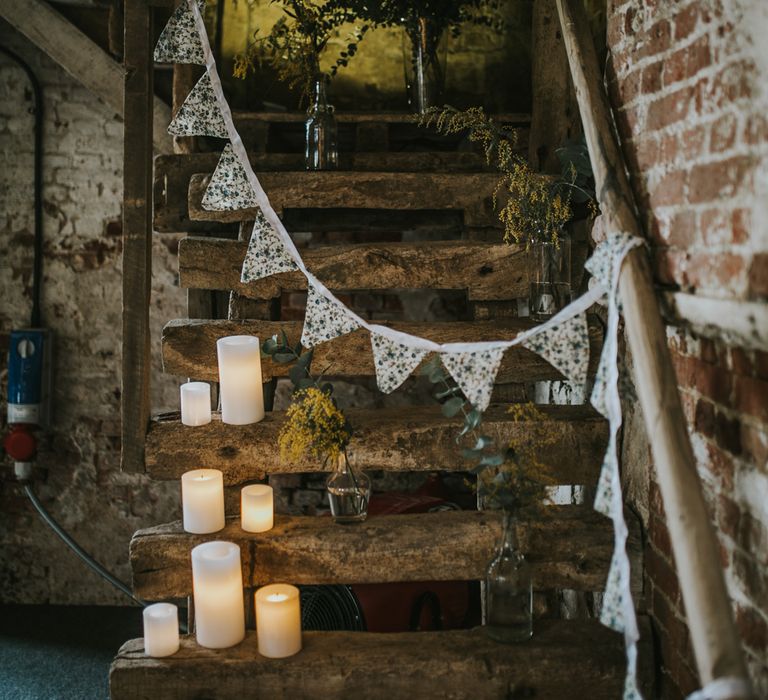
241 484 274 533
255 584 302 658
142 603 180 657
191 541 246 649
181 469 225 534
180 381 212 426
216 336 265 425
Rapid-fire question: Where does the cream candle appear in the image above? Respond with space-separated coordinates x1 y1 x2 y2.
241 484 274 533
181 469 225 534
216 336 265 425
180 381 212 426
255 584 302 658
191 541 246 649
142 603 179 657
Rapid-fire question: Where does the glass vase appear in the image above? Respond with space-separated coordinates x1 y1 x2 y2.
305 76 338 171
326 453 370 524
402 17 447 114
484 510 533 643
528 234 571 321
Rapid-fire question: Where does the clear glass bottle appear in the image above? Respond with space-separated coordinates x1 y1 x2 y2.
402 17 447 114
305 76 338 171
529 233 572 321
326 453 370 524
484 510 533 643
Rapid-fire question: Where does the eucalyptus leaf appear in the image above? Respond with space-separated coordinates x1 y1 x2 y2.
289 365 306 385
462 447 483 461
441 396 464 418
296 377 315 390
479 453 505 467
474 435 493 450
273 353 295 364
435 385 461 400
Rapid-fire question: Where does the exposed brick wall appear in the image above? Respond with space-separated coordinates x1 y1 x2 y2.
0 21 186 604
608 0 768 696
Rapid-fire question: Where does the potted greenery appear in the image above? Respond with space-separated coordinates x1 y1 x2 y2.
234 0 368 169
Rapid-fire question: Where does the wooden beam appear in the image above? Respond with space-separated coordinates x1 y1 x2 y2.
110 621 655 700
160 318 603 383
179 238 529 301
145 405 608 483
130 507 642 599
661 291 768 352
120 0 154 472
0 0 172 153
556 0 750 691
187 172 502 225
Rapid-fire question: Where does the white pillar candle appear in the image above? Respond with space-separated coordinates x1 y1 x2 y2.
241 484 274 533
181 469 225 534
216 336 265 425
191 541 246 649
255 584 302 658
142 603 179 657
180 381 212 426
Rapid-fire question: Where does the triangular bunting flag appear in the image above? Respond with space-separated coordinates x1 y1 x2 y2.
154 0 206 65
441 347 505 412
522 313 590 387
585 232 640 291
590 341 611 418
370 334 428 394
241 214 298 283
301 283 359 348
168 73 228 138
599 549 627 633
593 448 616 517
202 144 259 211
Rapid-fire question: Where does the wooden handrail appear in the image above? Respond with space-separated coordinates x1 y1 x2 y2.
554 0 751 694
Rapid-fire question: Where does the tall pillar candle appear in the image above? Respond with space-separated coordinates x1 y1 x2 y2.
180 381 212 426
143 603 179 657
255 584 302 658
241 484 274 533
216 336 265 425
181 469 225 534
191 541 246 649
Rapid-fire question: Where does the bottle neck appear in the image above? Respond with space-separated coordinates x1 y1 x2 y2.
499 510 519 554
311 76 330 110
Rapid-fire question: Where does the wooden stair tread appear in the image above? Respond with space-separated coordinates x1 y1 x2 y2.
130 507 642 600
187 172 503 225
161 318 602 383
231 110 532 124
179 238 530 302
110 619 654 700
146 404 608 484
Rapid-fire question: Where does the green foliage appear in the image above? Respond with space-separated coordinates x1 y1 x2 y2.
234 0 368 103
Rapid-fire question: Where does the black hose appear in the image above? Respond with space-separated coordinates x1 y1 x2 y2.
0 46 44 328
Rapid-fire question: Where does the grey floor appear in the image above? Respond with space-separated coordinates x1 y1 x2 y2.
0 605 141 700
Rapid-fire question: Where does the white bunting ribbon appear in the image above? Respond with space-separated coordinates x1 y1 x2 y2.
301 282 359 349
240 214 299 283
154 0 206 65
522 313 590 387
441 346 506 412
168 73 228 138
371 334 429 394
202 144 259 211
687 678 754 700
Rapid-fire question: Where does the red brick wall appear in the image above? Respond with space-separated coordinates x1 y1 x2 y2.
607 0 768 697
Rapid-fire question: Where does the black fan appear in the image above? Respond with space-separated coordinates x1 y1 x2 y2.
299 585 366 631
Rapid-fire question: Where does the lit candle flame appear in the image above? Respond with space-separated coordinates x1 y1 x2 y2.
266 593 288 603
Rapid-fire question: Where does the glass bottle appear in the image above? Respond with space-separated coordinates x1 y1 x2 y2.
402 17 447 114
529 232 572 321
305 76 338 171
326 453 370 524
484 510 533 642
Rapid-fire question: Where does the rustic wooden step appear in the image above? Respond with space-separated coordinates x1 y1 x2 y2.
146 405 607 484
161 319 602 383
110 619 654 700
179 238 529 301
231 110 532 125
187 172 503 225
130 507 642 600
155 154 507 232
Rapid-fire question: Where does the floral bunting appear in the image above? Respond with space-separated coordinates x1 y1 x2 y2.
153 0 206 65
522 313 590 387
301 283 359 348
593 448 616 518
240 213 299 283
168 73 228 138
370 334 429 394
585 231 641 291
599 549 626 633
202 144 259 211
441 347 505 412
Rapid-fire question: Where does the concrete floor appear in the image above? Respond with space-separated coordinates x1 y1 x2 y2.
0 605 140 700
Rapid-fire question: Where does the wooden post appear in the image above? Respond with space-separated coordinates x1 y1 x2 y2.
121 0 154 472
554 0 751 694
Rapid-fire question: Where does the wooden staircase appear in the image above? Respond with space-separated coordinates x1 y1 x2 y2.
110 111 654 698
